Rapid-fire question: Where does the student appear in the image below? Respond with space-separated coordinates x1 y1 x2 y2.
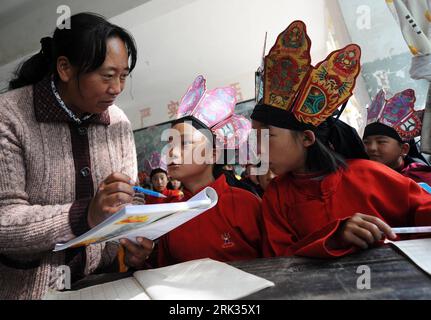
146 168 184 204
0 13 153 300
363 89 431 184
167 177 183 191
142 152 183 204
251 21 431 259
149 168 168 198
156 75 264 266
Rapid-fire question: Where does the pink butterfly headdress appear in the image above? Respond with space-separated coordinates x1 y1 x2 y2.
175 75 251 149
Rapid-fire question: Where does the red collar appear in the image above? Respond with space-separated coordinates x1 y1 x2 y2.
183 174 228 199
286 168 343 199
33 77 110 125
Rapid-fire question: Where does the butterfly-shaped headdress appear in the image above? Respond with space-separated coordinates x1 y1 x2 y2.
175 75 251 149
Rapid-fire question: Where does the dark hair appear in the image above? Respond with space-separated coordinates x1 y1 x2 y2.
294 116 368 174
9 12 137 90
150 168 168 179
167 179 182 190
407 139 430 166
291 131 346 174
305 136 347 174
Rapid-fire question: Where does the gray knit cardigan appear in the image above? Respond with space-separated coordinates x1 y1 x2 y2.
0 85 138 299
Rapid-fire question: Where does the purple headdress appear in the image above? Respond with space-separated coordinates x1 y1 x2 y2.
367 89 423 141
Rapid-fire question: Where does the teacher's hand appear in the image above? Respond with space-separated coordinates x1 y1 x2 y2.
121 237 155 269
87 173 135 228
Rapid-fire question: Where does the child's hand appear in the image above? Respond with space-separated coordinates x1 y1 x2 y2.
120 237 154 269
332 213 397 250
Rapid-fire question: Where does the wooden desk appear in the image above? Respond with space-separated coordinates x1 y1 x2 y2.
232 245 431 300
72 245 431 300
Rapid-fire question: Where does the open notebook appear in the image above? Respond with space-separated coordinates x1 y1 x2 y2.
54 187 218 251
43 258 275 300
387 238 431 275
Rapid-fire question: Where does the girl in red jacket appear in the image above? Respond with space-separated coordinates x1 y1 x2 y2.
251 21 431 259
156 75 264 266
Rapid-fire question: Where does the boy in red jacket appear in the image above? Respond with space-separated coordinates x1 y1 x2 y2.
157 76 264 266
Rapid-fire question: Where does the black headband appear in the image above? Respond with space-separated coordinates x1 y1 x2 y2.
251 101 368 160
363 122 403 143
250 103 315 131
171 116 215 143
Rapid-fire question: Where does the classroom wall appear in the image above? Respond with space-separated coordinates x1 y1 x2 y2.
111 0 329 130
0 0 373 132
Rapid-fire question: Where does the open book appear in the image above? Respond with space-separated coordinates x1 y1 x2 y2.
54 187 218 252
386 238 431 276
43 258 275 300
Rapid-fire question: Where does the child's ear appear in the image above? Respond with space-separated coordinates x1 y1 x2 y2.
302 130 316 147
56 56 74 82
401 142 410 158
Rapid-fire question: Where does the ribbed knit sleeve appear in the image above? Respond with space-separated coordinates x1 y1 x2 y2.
0 103 80 255
0 87 140 299
121 116 138 182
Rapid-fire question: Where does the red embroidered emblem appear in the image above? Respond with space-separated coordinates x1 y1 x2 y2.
221 233 235 249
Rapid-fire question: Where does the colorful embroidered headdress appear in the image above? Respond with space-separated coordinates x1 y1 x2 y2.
252 20 362 130
175 75 251 149
364 89 423 142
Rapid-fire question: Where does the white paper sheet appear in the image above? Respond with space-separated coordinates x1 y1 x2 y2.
134 258 275 300
54 187 218 251
387 238 431 275
113 187 218 242
43 258 275 300
43 277 151 300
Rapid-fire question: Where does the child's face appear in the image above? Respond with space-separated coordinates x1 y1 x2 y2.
152 172 168 192
252 120 307 175
363 135 408 169
167 122 214 181
170 179 182 190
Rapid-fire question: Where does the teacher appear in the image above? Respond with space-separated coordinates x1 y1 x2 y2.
0 12 153 299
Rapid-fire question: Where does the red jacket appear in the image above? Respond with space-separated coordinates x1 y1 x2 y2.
400 162 431 185
157 175 264 266
262 159 431 259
